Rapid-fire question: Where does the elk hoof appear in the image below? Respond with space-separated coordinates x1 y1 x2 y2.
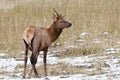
44 77 49 80
22 75 25 79
35 74 39 78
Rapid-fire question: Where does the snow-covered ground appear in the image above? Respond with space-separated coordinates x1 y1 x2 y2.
0 47 120 80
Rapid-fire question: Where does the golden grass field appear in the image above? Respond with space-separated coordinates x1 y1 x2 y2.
0 0 120 57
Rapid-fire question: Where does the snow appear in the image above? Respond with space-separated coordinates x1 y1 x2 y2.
92 39 101 44
0 44 120 80
0 51 119 80
59 56 93 67
80 32 90 36
0 58 23 72
66 45 78 49
105 48 120 54
103 32 109 35
0 53 6 57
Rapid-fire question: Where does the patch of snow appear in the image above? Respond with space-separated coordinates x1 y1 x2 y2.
105 58 120 69
103 32 109 35
39 74 84 80
0 58 23 72
60 56 93 67
3 72 120 80
80 32 90 36
76 39 85 43
19 51 24 54
105 48 117 54
92 39 101 44
0 53 6 57
55 43 61 46
66 45 78 49
39 73 120 80
37 56 59 65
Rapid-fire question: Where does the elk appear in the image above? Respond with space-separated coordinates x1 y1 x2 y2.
22 9 72 78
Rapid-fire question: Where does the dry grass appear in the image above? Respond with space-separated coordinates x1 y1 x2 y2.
0 0 120 57
59 47 103 58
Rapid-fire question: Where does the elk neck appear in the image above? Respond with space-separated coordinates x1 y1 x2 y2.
48 21 62 42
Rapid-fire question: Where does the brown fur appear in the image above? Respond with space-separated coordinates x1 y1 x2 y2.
22 9 72 78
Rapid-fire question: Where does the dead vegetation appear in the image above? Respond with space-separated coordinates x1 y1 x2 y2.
0 0 120 57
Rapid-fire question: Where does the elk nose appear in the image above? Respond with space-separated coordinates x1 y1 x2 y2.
69 23 72 27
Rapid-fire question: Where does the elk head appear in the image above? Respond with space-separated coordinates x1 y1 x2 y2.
53 9 72 29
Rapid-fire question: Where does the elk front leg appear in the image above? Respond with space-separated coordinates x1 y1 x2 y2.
23 40 28 78
43 49 48 76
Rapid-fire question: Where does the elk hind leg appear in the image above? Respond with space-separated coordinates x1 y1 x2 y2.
23 39 28 78
29 51 39 78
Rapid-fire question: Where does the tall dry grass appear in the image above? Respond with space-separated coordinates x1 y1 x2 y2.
0 0 120 57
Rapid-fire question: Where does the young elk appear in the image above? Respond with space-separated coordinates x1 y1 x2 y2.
22 9 72 78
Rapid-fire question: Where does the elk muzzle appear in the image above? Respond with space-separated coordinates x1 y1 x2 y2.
67 22 72 28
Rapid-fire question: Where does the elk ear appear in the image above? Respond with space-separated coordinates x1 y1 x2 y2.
62 15 65 18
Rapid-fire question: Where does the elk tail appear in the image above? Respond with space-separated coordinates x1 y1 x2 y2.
23 26 35 51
